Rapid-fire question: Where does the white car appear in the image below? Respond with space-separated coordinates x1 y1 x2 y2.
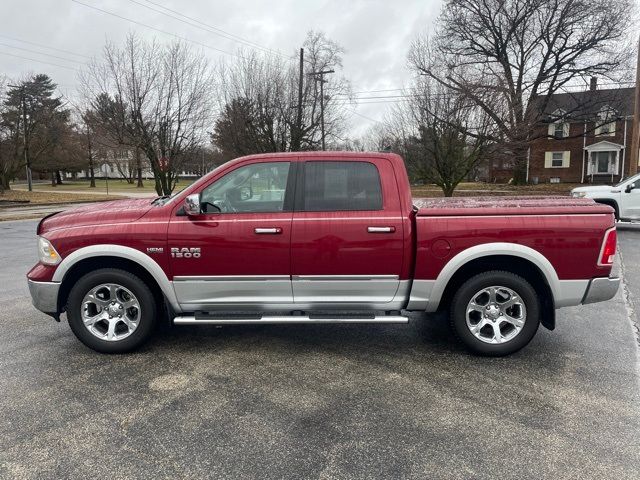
571 173 640 221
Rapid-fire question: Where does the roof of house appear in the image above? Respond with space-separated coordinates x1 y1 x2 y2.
535 87 635 122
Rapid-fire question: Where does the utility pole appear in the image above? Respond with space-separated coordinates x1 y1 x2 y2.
294 48 304 151
630 36 640 177
84 116 96 188
308 69 334 150
8 84 32 191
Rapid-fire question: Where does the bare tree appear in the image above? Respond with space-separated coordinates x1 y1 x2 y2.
81 34 215 195
373 78 492 196
212 31 351 159
410 0 636 183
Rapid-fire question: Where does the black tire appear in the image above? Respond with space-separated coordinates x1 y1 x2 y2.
66 268 157 353
449 270 540 356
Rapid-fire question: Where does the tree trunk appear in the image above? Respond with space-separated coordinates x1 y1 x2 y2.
154 174 163 196
86 124 96 188
511 143 529 185
135 148 144 188
0 175 10 192
55 170 63 185
442 185 456 197
51 172 56 187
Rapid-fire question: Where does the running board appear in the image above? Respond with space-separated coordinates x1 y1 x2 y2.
173 315 409 325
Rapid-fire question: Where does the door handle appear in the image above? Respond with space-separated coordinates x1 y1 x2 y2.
367 226 395 233
255 227 282 234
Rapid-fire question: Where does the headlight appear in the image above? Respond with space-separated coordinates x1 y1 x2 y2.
37 236 61 265
571 191 586 198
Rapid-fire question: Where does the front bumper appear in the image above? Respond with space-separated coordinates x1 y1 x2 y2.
27 279 60 314
582 277 620 305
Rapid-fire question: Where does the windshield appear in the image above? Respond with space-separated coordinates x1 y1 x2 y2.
615 173 640 187
154 162 231 206
151 183 194 206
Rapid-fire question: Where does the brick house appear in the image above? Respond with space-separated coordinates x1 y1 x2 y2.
527 80 635 184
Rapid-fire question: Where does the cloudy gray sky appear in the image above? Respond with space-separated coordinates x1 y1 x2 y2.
1 0 442 137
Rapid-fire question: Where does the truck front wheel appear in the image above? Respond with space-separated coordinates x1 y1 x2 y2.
66 268 157 353
450 271 540 356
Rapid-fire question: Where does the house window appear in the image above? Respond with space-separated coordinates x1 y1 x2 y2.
595 106 616 136
545 151 569 168
597 122 615 136
548 109 568 138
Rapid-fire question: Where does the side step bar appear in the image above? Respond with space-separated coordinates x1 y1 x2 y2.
173 315 409 325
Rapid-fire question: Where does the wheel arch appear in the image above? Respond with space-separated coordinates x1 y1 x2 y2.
593 198 619 220
414 243 559 330
53 245 180 314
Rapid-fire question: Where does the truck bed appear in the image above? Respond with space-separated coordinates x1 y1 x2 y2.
413 196 614 217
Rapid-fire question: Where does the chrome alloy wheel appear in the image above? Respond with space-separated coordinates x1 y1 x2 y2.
81 283 141 341
465 286 526 344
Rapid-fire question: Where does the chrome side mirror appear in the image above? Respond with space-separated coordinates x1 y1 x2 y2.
626 183 636 193
183 193 201 216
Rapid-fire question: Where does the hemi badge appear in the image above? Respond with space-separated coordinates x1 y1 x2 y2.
147 247 164 254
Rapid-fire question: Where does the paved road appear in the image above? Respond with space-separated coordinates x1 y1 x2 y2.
1 220 639 479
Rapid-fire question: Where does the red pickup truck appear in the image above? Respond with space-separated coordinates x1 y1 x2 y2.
27 152 619 355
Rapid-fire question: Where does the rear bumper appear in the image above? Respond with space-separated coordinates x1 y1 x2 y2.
582 277 620 305
27 279 60 314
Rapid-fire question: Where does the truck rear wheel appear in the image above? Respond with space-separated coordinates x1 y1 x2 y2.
66 268 157 353
450 271 540 356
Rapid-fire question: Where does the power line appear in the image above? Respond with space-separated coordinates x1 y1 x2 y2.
0 42 85 64
0 51 80 71
336 94 420 100
351 87 405 95
128 0 289 59
71 0 243 59
348 108 384 124
0 34 91 59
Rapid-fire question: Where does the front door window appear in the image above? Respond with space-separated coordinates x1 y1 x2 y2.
589 151 618 175
201 162 290 213
596 152 609 173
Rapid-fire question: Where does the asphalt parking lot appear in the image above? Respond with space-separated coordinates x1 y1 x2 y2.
1 219 639 479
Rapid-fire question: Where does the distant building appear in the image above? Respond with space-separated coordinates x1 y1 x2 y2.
527 79 635 184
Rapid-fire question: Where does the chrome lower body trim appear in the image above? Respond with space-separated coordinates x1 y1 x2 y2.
174 275 290 282
173 276 409 310
173 276 292 305
174 315 409 325
408 278 593 311
582 277 620 304
27 279 60 313
406 279 436 311
292 275 400 304
555 280 590 308
292 275 399 280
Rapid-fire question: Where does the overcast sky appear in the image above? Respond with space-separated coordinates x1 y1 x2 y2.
0 0 442 138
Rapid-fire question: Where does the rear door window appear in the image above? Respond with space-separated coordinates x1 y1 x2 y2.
301 161 383 211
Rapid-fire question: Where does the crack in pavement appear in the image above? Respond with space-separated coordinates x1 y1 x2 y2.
618 249 640 348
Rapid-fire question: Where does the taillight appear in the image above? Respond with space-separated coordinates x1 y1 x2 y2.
598 227 617 266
